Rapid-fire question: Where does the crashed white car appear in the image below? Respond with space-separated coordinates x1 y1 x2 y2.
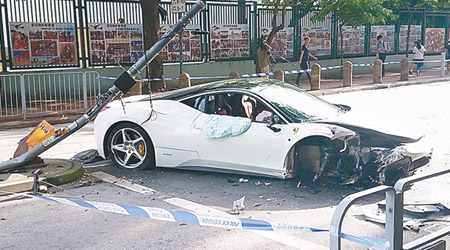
94 78 431 185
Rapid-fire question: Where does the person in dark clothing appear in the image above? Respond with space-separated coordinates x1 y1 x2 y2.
376 35 388 76
295 36 317 87
445 40 450 71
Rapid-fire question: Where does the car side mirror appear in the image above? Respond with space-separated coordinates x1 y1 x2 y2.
267 114 281 133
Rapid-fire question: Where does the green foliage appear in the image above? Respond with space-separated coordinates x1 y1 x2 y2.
313 0 395 27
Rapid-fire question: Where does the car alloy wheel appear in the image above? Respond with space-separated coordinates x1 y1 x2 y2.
107 123 154 170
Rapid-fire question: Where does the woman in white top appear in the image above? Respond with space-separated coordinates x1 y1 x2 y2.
411 40 426 76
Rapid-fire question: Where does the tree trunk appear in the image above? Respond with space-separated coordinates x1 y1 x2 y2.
405 2 412 58
140 0 165 92
339 23 344 66
339 23 344 79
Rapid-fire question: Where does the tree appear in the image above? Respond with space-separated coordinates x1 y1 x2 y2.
388 0 450 57
140 0 165 92
255 0 315 72
313 0 394 65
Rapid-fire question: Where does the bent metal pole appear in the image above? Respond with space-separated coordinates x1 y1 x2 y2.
0 1 205 173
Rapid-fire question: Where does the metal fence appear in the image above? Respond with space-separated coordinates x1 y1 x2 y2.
0 71 100 119
0 0 450 71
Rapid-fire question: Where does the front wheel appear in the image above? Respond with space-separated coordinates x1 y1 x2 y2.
107 123 155 170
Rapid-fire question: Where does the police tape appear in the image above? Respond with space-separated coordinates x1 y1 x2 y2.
28 194 389 249
99 58 442 83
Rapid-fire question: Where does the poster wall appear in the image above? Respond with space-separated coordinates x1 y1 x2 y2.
399 25 422 51
210 24 250 59
370 25 395 53
260 27 295 58
89 23 144 65
10 22 77 68
425 28 445 53
160 24 201 62
301 26 332 56
337 26 365 55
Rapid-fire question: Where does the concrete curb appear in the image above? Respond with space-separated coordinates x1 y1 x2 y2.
310 77 450 96
0 159 84 194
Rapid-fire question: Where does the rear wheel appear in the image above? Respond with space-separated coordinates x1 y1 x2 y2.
106 123 155 170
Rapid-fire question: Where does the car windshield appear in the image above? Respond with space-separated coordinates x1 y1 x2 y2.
255 82 341 122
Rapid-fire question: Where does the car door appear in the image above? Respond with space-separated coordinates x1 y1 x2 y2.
189 92 290 175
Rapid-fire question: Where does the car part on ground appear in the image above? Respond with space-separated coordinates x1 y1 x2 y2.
0 1 205 173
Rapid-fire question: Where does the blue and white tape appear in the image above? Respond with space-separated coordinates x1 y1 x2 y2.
37 195 324 232
238 72 275 78
321 65 344 71
31 194 389 249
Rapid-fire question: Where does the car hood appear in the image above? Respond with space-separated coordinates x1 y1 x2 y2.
315 111 423 148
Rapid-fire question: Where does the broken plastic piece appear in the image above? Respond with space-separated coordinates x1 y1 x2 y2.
231 196 245 215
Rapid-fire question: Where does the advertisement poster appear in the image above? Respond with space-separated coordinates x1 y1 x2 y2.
171 0 186 13
301 26 332 56
338 26 365 55
370 25 394 53
260 27 294 58
425 28 445 53
160 24 201 62
210 24 250 59
9 22 77 68
399 25 422 51
89 23 144 65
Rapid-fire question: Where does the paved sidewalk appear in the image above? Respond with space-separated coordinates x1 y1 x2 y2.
1 67 449 130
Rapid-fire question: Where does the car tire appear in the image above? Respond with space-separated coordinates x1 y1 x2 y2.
106 123 155 170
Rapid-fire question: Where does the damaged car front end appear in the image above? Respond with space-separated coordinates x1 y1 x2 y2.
293 122 432 186
258 82 432 186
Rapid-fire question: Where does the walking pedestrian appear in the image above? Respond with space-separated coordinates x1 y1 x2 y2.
256 36 272 74
376 35 388 76
445 40 450 71
295 36 317 87
410 40 426 76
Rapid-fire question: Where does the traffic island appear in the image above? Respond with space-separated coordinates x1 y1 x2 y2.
0 158 84 194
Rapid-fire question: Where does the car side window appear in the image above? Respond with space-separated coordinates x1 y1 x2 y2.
181 95 207 113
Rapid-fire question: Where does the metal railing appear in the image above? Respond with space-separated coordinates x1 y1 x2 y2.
0 71 100 119
330 167 450 250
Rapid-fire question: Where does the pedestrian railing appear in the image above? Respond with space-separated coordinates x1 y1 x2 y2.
330 167 450 250
0 71 100 119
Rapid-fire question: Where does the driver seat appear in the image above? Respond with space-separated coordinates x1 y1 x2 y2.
215 95 232 115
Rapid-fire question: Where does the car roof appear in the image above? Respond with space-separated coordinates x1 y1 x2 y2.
143 78 287 101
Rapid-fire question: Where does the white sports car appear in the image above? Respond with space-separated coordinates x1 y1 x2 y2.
94 78 431 185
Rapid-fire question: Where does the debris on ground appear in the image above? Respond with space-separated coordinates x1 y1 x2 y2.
230 196 245 215
71 149 103 164
38 185 48 193
238 178 248 183
357 203 450 231
253 203 261 207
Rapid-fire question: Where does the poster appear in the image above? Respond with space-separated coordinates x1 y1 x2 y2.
160 24 201 62
260 27 294 58
370 25 394 53
210 24 250 59
425 28 445 53
9 22 77 68
172 0 186 13
337 26 365 55
301 26 332 56
89 23 144 65
399 25 422 51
